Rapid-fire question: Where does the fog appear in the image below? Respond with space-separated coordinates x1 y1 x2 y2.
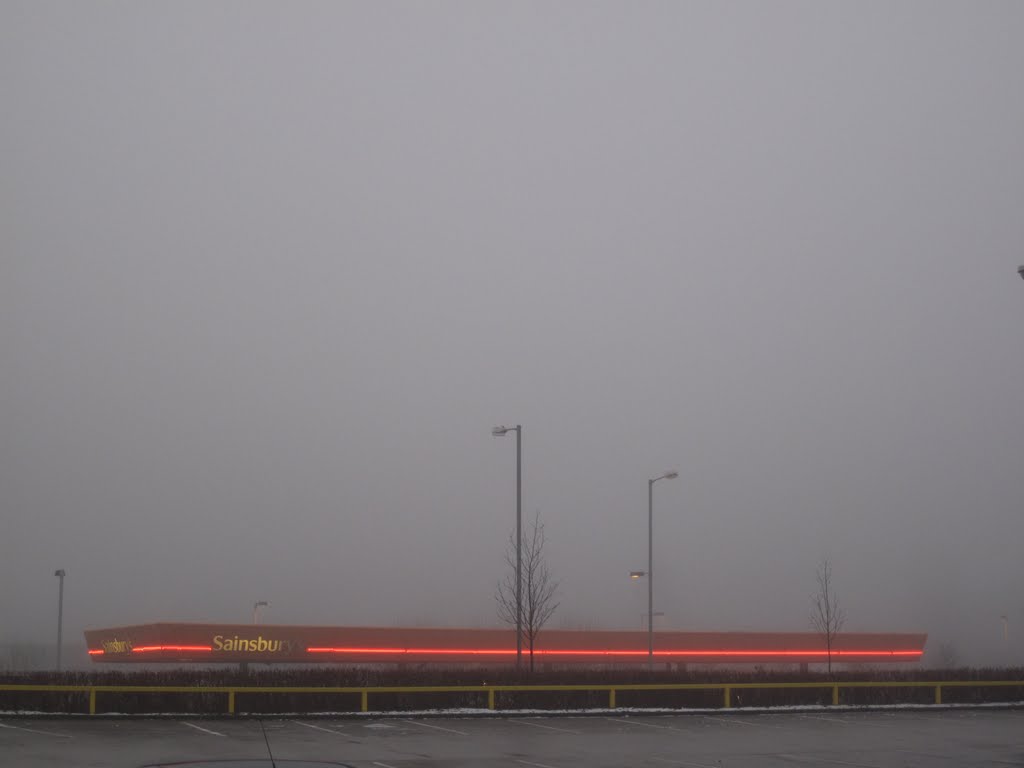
3 2 1023 668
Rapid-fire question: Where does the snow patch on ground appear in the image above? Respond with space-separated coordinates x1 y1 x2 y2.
3 702 1023 718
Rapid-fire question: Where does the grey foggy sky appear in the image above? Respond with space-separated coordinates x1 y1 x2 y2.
2 1 1023 666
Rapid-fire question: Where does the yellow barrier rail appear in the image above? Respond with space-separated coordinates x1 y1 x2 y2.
1 681 1022 715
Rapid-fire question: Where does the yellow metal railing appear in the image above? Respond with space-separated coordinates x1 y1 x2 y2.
0 680 1021 715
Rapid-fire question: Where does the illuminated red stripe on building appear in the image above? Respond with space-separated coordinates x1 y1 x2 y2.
130 645 213 653
306 646 923 658
307 647 516 655
87 649 105 655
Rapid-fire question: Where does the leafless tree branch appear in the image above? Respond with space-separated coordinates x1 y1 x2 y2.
495 510 560 671
809 557 845 676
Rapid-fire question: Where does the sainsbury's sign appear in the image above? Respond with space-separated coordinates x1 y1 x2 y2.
212 634 297 653
102 638 133 653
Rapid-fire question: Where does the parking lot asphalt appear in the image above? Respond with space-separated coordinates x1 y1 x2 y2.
1 709 1022 767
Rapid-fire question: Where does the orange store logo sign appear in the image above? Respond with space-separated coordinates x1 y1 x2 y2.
212 635 296 653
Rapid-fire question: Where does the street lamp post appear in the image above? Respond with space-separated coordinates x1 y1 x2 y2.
54 569 65 672
648 471 678 671
253 601 269 625
492 424 522 669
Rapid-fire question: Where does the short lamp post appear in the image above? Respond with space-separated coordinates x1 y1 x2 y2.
648 471 678 670
253 601 269 625
54 569 66 672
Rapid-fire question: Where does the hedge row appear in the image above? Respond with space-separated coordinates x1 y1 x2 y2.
1 666 1021 715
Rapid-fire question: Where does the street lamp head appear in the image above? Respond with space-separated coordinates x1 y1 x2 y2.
254 600 269 608
492 426 510 437
663 471 679 480
629 571 647 579
54 569 65 578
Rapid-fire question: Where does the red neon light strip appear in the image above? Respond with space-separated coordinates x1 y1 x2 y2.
87 649 105 655
305 646 922 658
119 645 922 658
307 647 515 655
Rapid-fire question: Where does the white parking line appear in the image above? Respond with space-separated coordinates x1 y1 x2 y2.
604 717 681 731
509 719 580 734
182 721 226 736
820 714 894 729
517 760 559 768
700 715 771 728
799 714 855 725
402 719 469 736
0 722 72 738
291 720 346 734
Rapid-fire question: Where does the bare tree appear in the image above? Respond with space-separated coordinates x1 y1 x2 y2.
809 558 846 675
496 510 560 672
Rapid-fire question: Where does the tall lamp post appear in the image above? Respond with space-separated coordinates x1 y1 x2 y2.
54 569 66 672
648 471 678 670
253 601 269 625
492 424 522 669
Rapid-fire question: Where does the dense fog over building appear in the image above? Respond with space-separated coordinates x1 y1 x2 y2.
2 2 1023 669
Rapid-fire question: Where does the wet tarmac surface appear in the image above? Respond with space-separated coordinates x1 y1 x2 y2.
1 709 1023 767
